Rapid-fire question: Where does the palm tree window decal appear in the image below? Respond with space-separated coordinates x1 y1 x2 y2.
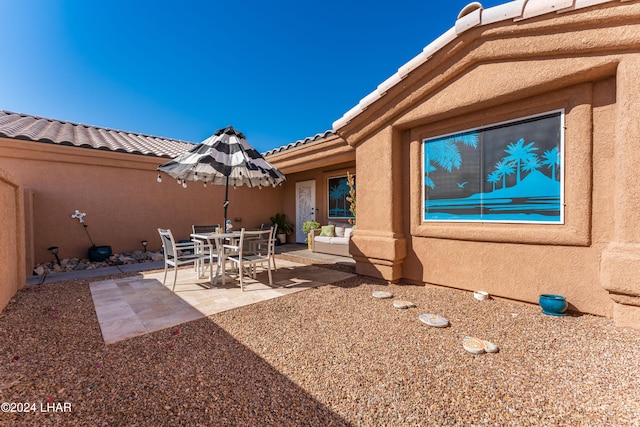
424 131 478 189
423 110 564 223
328 175 355 219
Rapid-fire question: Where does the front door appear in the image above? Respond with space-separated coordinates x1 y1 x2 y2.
295 180 316 243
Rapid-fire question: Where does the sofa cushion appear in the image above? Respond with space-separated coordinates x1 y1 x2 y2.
314 236 349 245
319 225 335 237
344 227 353 239
335 226 345 237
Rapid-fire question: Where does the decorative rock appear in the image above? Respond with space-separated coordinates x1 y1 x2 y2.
151 252 165 262
393 300 415 309
32 250 165 274
372 291 393 299
419 313 449 328
463 336 486 354
473 291 489 301
132 250 146 261
483 340 499 353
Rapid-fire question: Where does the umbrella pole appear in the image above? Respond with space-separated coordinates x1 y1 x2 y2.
223 175 229 228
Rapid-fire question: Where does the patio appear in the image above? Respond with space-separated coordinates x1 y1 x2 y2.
90 256 356 344
24 244 355 345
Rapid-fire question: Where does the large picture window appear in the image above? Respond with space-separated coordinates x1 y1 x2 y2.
328 175 355 219
423 111 563 223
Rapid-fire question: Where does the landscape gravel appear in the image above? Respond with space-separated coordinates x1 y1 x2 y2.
1 257 640 426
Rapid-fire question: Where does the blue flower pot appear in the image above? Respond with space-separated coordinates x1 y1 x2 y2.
539 294 568 316
88 245 112 262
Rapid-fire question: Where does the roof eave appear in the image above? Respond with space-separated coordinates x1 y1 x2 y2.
331 0 620 139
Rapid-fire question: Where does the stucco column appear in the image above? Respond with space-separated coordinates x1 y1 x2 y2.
600 56 640 329
349 127 406 282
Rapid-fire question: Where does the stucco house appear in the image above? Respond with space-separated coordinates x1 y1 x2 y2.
328 0 640 329
1 0 639 330
265 0 640 329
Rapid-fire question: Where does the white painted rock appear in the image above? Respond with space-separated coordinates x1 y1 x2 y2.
463 336 486 354
393 300 415 309
419 313 449 327
372 291 393 299
483 340 499 353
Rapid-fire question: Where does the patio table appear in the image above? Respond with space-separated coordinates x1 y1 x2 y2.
191 231 242 286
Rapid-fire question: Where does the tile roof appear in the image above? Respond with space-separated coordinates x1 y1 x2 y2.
0 110 196 158
332 0 628 131
262 130 336 157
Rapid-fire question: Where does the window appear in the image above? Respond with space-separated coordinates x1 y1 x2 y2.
327 175 355 220
423 111 563 223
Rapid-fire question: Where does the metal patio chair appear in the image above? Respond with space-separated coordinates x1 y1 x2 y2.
158 228 210 291
223 228 274 291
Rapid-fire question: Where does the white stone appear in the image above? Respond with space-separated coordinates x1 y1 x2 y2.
372 291 393 299
393 300 416 309
483 340 499 353
463 336 486 354
419 313 449 327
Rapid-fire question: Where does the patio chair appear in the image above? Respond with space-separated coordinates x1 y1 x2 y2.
223 228 274 291
158 228 210 291
192 224 220 234
255 223 277 272
191 224 220 274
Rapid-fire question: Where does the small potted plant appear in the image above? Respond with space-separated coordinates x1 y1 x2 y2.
270 213 293 244
302 220 321 250
71 210 112 262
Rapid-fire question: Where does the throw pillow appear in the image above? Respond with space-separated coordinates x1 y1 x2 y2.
319 225 335 237
344 228 353 239
335 226 345 237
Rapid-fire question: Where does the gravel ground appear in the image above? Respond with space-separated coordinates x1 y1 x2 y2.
1 258 640 426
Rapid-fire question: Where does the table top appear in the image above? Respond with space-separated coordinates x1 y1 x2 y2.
191 231 241 240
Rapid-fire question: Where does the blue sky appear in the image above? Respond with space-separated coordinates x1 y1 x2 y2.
1 0 504 153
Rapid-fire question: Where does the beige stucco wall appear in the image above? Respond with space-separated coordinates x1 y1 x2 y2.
337 2 640 327
0 167 26 311
0 138 283 268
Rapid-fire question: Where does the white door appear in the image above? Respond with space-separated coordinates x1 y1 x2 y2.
295 180 316 243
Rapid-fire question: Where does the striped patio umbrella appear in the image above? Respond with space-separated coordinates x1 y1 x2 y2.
157 126 286 226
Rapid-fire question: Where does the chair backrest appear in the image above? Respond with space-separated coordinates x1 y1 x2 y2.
239 228 272 258
158 228 176 259
261 226 276 257
192 224 220 234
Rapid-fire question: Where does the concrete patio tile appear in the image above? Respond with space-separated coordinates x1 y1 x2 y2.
90 257 356 344
94 302 137 323
90 280 120 290
100 316 149 344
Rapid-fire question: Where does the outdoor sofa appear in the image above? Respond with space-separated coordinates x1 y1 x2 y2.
311 222 353 257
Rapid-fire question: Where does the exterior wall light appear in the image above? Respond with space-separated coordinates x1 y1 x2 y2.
47 246 61 266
